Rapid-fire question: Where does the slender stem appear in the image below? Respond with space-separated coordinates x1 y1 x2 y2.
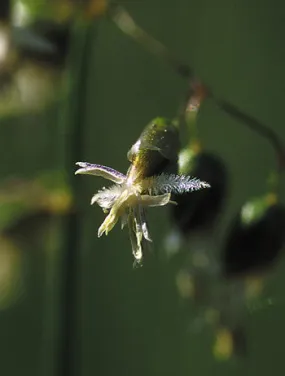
56 21 95 376
186 80 208 141
107 2 196 141
108 2 285 173
175 80 208 144
107 3 192 79
215 99 285 172
107 3 205 142
173 85 194 140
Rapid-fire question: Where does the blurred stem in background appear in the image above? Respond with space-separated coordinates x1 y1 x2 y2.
55 20 95 376
214 99 285 194
107 2 192 80
107 2 196 140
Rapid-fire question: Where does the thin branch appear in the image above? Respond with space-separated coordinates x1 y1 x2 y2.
175 79 208 143
215 99 285 172
107 3 192 79
108 3 285 172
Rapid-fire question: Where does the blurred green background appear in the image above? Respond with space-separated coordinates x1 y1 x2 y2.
0 0 285 375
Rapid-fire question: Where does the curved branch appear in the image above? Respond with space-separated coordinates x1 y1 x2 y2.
108 2 285 172
215 99 285 171
107 3 192 79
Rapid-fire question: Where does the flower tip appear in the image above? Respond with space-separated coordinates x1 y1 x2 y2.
202 181 211 189
98 222 109 237
75 168 84 175
75 162 86 175
90 195 97 205
169 200 178 206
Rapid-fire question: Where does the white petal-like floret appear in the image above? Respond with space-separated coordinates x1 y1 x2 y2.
91 184 123 209
76 161 210 265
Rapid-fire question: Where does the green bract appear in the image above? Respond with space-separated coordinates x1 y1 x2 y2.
127 117 180 181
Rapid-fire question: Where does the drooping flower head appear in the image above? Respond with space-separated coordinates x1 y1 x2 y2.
75 118 210 264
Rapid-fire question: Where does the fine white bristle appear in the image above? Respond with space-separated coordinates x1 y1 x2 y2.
150 173 210 195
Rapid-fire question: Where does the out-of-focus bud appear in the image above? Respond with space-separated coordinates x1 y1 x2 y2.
127 117 180 181
16 19 70 67
170 144 227 236
213 325 247 361
223 193 285 278
0 17 70 115
0 22 18 90
15 0 107 24
0 172 72 244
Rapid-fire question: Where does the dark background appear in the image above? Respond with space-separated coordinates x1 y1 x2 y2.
0 1 285 375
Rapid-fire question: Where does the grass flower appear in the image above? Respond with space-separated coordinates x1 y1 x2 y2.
75 161 210 264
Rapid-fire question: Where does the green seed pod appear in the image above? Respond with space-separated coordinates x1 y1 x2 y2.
127 117 180 183
223 194 285 278
170 145 227 235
